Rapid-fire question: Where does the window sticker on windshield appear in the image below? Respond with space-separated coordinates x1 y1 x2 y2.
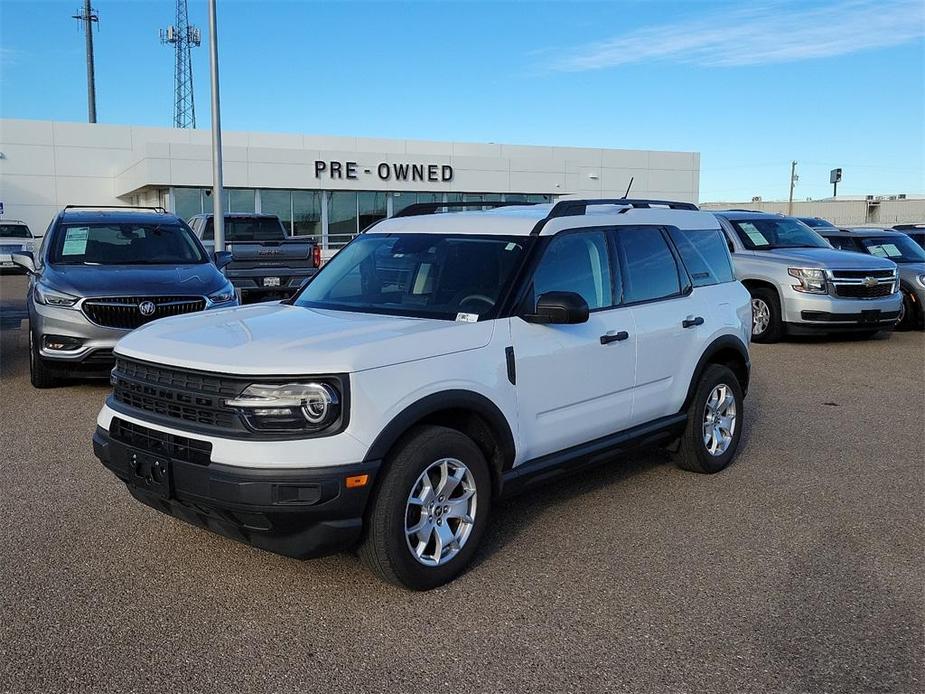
456 312 479 323
878 244 902 257
738 222 768 246
867 245 887 257
61 227 89 255
505 242 518 251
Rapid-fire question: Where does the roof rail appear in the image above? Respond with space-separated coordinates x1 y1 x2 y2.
63 204 167 213
546 198 699 218
392 200 536 218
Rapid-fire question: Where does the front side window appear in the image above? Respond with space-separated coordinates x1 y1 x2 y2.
0 224 32 239
859 235 925 263
49 222 207 265
616 227 682 303
531 231 614 310
294 233 527 320
667 227 735 287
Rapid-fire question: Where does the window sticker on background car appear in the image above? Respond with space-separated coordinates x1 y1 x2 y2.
737 222 769 246
61 227 90 255
455 312 479 323
869 244 901 257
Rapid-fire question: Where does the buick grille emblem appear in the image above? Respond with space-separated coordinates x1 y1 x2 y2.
138 301 157 317
862 277 878 288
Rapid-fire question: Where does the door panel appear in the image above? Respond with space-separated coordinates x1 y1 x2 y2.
511 309 636 462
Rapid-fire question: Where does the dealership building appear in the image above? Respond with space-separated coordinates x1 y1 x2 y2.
0 119 701 250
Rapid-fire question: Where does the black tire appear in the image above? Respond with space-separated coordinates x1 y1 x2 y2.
359 425 492 590
29 330 60 389
896 289 917 330
675 364 744 474
749 287 783 343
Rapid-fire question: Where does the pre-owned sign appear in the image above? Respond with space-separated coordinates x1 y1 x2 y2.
314 160 453 183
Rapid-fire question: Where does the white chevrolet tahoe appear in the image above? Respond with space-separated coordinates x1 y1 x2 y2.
93 197 752 590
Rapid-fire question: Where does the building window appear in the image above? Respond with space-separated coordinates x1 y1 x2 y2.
293 191 322 240
174 188 203 221
228 189 256 213
261 190 293 233
358 192 387 232
328 192 358 249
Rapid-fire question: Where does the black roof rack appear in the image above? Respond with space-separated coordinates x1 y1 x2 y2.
392 200 532 218
63 204 167 213
545 198 699 218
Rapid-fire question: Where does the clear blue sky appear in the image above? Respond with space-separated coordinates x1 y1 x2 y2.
1 0 923 201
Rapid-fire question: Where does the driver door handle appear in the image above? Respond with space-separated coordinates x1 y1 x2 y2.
600 331 630 345
682 316 704 328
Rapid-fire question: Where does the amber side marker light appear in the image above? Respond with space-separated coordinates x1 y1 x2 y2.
345 474 369 489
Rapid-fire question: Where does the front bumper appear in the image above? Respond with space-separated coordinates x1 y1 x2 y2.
30 301 126 364
93 424 380 559
782 291 902 332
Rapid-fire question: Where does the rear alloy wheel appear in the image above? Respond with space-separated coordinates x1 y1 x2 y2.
749 288 782 343
360 425 491 590
675 364 744 474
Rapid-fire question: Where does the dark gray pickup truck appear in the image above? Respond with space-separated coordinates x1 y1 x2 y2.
187 213 320 302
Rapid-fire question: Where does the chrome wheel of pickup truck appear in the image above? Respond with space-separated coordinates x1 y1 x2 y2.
702 384 737 456
405 458 477 567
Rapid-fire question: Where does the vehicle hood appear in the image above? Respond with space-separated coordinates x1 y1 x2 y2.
42 263 227 298
115 303 495 374
755 247 898 270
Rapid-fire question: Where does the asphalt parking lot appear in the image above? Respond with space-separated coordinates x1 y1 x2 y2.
0 271 922 693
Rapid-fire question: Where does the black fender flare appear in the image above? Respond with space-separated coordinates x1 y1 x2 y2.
682 335 751 411
362 389 516 467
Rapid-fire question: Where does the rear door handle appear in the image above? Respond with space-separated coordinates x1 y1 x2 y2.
600 331 630 345
682 316 704 328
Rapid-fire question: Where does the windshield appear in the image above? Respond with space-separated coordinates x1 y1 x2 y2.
202 217 286 242
0 224 32 239
859 236 925 263
49 222 207 265
730 218 830 250
293 233 528 320
798 217 836 229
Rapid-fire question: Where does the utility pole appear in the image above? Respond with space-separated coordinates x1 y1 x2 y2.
788 161 798 215
72 1 99 123
161 0 201 128
208 0 225 253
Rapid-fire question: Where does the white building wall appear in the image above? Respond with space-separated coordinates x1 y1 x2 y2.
701 198 925 226
1 118 700 236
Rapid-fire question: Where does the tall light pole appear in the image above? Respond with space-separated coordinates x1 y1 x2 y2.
788 161 798 215
207 0 224 252
72 1 99 123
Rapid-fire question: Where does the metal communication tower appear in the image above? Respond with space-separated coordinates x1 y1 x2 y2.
161 0 201 128
72 1 99 123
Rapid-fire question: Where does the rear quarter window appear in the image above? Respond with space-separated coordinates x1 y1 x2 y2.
667 227 736 287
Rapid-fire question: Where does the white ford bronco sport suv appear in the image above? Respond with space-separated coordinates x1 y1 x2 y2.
93 197 752 590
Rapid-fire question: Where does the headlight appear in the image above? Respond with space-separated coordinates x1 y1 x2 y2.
34 282 79 307
226 382 340 432
917 274 925 289
787 267 828 294
208 282 236 304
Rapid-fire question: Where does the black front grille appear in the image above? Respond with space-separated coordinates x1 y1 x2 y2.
834 284 894 298
111 358 243 430
110 416 212 465
83 296 206 330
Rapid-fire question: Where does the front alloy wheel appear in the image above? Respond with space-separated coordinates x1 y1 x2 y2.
360 425 491 590
751 297 770 337
405 458 477 566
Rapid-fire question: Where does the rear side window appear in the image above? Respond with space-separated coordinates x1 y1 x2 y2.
667 227 735 287
616 227 681 303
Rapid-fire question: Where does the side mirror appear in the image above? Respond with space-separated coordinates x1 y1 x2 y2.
11 251 36 275
523 291 589 325
213 250 233 270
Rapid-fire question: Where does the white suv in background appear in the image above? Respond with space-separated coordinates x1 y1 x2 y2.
93 197 752 590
